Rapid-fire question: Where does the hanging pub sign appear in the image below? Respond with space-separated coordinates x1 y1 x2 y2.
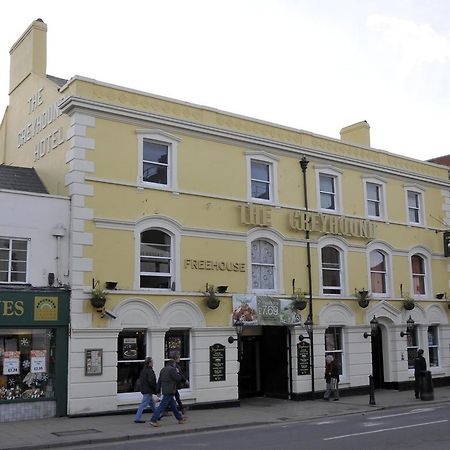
209 343 226 382
232 295 302 326
297 341 311 375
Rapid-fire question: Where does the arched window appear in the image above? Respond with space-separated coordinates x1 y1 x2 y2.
321 246 342 295
140 229 172 289
251 239 275 290
411 254 426 295
370 250 387 294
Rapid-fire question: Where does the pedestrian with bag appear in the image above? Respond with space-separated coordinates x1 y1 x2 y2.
323 354 340 401
414 348 427 399
149 357 187 427
134 356 158 423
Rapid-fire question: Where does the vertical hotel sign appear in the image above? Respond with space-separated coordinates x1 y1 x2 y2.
34 296 59 321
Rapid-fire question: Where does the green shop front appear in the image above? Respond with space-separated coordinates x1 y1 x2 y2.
0 289 69 422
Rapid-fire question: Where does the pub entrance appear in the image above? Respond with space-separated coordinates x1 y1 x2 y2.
238 326 289 399
371 325 385 388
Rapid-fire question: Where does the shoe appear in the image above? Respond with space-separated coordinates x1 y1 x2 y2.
178 418 187 424
149 421 160 427
333 398 340 401
134 420 145 423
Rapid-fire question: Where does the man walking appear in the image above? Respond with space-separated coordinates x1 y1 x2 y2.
149 356 187 427
134 357 158 423
414 348 427 399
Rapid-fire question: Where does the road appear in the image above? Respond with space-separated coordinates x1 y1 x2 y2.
65 403 450 450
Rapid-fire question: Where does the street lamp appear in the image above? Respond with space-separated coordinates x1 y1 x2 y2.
299 156 315 398
363 315 379 405
400 316 415 337
228 323 243 344
298 317 313 342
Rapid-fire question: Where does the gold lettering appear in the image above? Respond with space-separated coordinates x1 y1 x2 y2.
14 301 24 316
3 301 15 316
198 260 205 269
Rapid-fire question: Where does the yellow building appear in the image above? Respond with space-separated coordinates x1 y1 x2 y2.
1 20 450 416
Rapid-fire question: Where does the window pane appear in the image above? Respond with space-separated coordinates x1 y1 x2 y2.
251 180 270 200
428 326 438 345
371 272 386 293
370 251 385 272
320 175 334 193
251 240 275 290
322 247 339 265
140 276 171 289
367 183 379 201
117 329 146 393
11 272 26 282
368 201 380 217
141 243 170 258
408 191 419 208
320 193 335 210
143 141 168 163
143 162 167 184
140 260 170 273
251 161 269 182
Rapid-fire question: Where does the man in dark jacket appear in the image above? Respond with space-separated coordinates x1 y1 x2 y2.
134 357 158 423
414 349 427 399
149 358 187 427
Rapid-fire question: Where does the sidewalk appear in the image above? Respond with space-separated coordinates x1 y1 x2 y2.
2 386 450 450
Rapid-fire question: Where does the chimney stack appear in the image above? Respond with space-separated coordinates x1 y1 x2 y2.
340 121 370 147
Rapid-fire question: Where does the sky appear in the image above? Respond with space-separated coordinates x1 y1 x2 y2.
1 0 449 161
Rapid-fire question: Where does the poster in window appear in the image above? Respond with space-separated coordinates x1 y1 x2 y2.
30 350 47 373
3 351 20 375
85 349 103 375
325 333 336 351
123 338 137 360
166 337 182 358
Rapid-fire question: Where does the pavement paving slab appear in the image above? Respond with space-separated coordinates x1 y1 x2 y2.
1 386 450 450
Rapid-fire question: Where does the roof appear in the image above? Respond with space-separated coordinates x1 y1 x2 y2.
0 165 48 194
47 74 68 87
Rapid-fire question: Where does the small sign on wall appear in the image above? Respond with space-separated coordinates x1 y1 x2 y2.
85 349 103 376
209 343 226 382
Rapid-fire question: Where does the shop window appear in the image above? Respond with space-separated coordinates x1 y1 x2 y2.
411 254 426 295
165 329 190 386
325 327 343 375
321 246 342 295
140 229 172 289
370 250 387 294
0 328 56 401
428 326 439 367
117 329 146 393
406 189 423 225
0 238 28 283
406 327 418 369
251 239 275 291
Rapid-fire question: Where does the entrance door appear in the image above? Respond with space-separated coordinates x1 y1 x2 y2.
238 326 289 399
371 325 384 388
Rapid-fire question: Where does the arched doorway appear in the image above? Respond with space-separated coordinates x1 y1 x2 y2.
371 324 384 388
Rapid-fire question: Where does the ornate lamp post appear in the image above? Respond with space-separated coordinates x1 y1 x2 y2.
363 315 379 405
299 156 314 398
400 316 415 337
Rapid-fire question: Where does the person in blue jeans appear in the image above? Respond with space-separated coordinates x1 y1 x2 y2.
134 357 158 423
149 354 187 427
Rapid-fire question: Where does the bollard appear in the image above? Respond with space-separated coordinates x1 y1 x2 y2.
369 374 376 405
420 370 434 401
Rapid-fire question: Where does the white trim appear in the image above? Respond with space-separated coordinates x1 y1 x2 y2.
404 185 426 227
408 247 433 299
315 166 343 214
363 177 387 221
366 241 394 299
136 129 180 191
246 152 279 205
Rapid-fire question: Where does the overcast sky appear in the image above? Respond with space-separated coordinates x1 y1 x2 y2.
1 0 449 161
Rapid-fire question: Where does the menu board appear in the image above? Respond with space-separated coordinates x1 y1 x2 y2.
209 343 226 382
85 349 103 376
297 341 310 375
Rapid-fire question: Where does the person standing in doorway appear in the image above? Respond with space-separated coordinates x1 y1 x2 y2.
134 357 158 423
323 354 340 401
149 357 187 427
414 348 427 399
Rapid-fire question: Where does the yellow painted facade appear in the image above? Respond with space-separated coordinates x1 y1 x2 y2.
2 20 450 415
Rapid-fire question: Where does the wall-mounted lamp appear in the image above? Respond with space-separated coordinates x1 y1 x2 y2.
400 316 415 337
228 323 243 344
363 316 379 339
298 317 313 342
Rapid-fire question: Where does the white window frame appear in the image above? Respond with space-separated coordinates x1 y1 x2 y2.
164 328 191 391
404 185 425 226
134 217 181 291
136 129 180 191
427 325 440 368
247 229 283 294
315 166 343 214
363 176 387 220
408 248 432 299
366 244 392 299
324 326 344 377
406 326 419 370
318 239 347 296
0 237 28 284
246 152 279 205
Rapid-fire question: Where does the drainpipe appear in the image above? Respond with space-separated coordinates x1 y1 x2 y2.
300 156 315 398
52 224 66 285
